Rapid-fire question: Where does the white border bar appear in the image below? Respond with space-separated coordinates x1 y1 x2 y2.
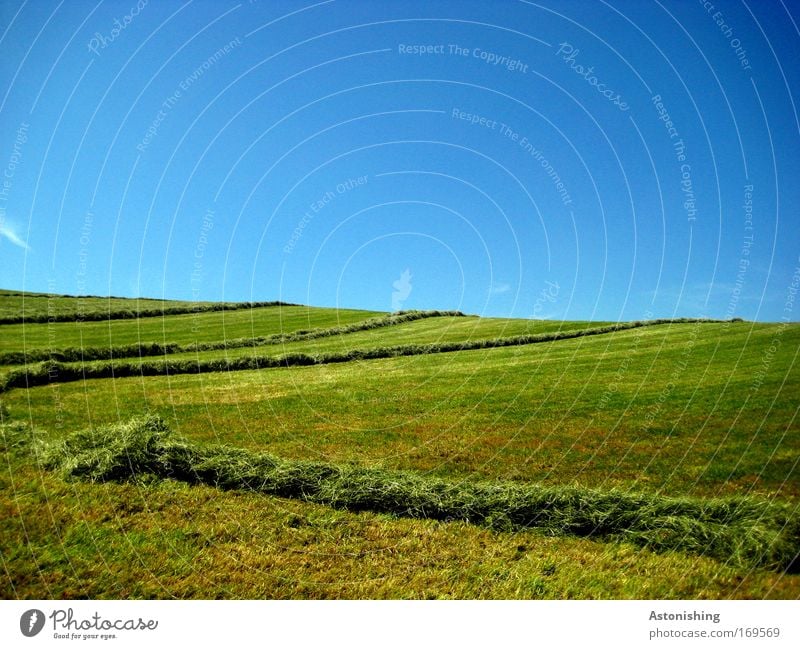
1 600 798 648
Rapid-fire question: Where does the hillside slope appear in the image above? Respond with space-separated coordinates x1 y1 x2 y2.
1 292 797 598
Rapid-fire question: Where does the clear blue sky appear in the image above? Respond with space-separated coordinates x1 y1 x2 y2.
0 0 798 321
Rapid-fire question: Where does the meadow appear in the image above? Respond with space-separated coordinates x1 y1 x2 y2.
1 292 798 598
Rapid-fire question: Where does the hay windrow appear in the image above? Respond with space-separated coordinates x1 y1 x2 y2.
0 318 725 393
0 309 465 366
37 414 800 573
0 300 295 325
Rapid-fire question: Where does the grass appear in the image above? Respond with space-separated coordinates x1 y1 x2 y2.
0 319 722 392
4 471 793 599
2 416 797 599
0 289 195 321
5 321 796 499
347 321 800 498
0 304 381 353
0 310 465 365
134 314 606 364
33 415 800 573
1 290 798 598
0 289 294 324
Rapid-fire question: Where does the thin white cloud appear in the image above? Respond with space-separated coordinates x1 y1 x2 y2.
490 282 511 295
0 222 29 250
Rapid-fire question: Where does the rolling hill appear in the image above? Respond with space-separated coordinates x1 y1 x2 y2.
1 291 797 598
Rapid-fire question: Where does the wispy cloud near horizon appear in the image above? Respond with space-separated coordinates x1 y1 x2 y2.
0 222 30 251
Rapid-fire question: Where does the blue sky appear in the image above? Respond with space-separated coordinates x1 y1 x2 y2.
0 0 798 321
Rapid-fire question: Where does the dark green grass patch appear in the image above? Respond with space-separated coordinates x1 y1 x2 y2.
36 415 800 573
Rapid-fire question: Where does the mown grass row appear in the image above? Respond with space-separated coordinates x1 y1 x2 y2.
30 415 800 572
0 319 726 393
0 300 295 325
0 310 463 365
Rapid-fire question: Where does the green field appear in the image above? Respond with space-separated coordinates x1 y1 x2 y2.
1 292 798 598
0 288 194 321
0 299 379 352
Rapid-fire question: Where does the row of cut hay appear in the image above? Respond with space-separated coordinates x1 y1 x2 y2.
0 310 465 365
0 319 726 393
34 415 800 573
0 300 295 325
